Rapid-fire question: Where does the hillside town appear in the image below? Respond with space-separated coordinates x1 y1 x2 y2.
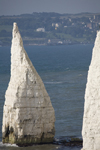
0 12 100 46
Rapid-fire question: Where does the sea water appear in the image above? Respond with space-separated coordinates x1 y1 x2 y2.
0 44 93 150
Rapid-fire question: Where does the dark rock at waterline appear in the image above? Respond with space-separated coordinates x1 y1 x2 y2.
53 136 83 148
4 136 83 148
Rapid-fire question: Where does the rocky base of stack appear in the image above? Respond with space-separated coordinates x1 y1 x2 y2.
2 105 55 146
2 108 55 146
2 134 54 146
2 127 55 146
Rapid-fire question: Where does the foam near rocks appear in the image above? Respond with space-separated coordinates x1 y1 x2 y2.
0 142 18 147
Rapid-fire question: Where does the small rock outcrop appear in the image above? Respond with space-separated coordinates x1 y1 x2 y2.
2 23 55 146
82 31 100 150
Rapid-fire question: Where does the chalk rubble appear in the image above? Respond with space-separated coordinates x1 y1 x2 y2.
2 23 55 146
82 31 100 150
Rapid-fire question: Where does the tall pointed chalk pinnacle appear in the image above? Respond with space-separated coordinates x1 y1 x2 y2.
82 31 100 150
2 23 55 146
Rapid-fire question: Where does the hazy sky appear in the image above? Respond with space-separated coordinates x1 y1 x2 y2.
0 0 100 16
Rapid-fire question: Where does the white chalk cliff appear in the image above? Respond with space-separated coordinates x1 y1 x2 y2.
2 23 55 146
82 31 100 150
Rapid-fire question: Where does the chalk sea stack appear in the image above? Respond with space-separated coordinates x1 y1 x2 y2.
82 31 100 150
2 23 55 146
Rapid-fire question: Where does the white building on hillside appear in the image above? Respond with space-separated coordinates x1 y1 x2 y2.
36 28 45 32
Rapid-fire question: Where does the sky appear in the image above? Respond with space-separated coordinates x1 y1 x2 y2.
0 0 100 16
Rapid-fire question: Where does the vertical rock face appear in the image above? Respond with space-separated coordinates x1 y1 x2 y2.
2 23 55 146
82 31 100 150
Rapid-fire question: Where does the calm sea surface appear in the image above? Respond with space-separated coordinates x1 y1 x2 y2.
0 44 93 150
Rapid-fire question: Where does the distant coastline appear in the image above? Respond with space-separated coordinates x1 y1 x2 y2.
0 40 94 47
0 12 99 46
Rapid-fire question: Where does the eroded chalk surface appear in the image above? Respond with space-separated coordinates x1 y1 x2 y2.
82 31 100 150
2 23 55 146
